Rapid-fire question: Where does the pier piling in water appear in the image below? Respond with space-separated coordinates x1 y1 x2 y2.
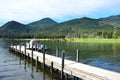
61 50 65 80
43 50 45 69
19 44 21 53
28 43 30 49
56 47 59 57
24 44 26 58
31 45 33 63
28 53 30 62
50 61 53 75
35 43 37 51
36 56 39 71
76 49 79 62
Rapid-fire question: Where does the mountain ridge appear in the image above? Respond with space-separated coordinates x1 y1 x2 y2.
0 21 30 38
0 14 120 38
28 17 58 27
100 14 120 24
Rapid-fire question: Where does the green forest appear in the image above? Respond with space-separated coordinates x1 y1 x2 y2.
0 15 120 39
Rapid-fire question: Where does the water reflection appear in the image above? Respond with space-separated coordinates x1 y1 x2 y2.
0 39 120 80
4 39 120 72
0 40 61 80
41 41 120 72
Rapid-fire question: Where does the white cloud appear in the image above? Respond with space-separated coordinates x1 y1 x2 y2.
0 0 120 24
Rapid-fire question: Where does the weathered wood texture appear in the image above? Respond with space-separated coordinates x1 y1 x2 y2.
10 45 120 80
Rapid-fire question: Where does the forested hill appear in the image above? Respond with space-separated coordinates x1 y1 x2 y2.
28 17 58 27
0 21 30 33
0 15 120 38
29 17 118 38
100 14 120 24
0 21 30 38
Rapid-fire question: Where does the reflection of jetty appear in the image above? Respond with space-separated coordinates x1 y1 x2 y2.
9 44 120 80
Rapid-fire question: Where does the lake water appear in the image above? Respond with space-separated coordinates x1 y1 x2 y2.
0 39 120 80
0 40 60 80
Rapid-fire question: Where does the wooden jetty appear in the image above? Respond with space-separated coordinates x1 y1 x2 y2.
9 45 120 80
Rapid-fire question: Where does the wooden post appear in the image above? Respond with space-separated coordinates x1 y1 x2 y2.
19 56 21 64
35 43 37 51
43 48 45 80
29 43 30 49
61 50 65 80
25 43 26 56
36 56 39 72
56 47 59 57
21 51 22 58
31 45 33 63
50 61 53 80
76 49 79 62
24 58 27 70
28 53 30 62
19 51 22 64
50 61 53 74
17 48 19 57
43 66 45 80
19 44 21 53
16 44 17 49
21 51 24 58
43 50 45 69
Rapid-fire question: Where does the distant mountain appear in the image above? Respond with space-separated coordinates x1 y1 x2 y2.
48 17 114 37
28 17 58 27
30 17 101 33
1 14 120 38
0 21 30 34
28 17 114 38
60 17 100 27
100 14 120 24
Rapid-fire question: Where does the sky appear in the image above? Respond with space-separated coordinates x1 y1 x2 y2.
0 0 120 26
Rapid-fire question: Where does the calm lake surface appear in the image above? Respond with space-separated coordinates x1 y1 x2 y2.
0 39 120 80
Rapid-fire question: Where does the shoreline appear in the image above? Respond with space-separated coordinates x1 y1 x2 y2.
65 38 120 43
1 38 120 43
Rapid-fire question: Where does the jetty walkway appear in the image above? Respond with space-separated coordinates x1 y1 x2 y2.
9 45 120 80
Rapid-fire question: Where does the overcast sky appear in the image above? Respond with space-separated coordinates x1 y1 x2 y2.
0 0 120 26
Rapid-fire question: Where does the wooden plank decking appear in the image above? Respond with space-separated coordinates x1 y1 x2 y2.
10 45 120 80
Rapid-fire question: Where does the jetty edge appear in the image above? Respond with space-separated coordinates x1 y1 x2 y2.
9 44 120 80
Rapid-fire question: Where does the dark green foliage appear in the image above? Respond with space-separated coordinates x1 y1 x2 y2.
0 21 30 33
0 15 120 39
28 17 58 27
100 14 120 24
0 21 31 38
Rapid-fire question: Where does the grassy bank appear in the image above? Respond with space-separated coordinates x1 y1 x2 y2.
65 38 120 43
1 38 120 43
